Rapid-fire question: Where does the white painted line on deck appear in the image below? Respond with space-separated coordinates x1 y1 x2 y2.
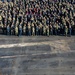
0 52 53 59
0 50 75 59
0 40 70 50
0 42 45 48
0 52 67 59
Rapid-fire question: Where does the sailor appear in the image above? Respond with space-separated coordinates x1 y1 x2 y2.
11 23 14 35
0 15 2 22
36 25 39 36
18 22 22 36
15 25 18 36
23 23 26 35
28 22 31 36
39 23 43 35
7 24 10 35
65 25 68 36
43 25 46 36
15 21 19 36
46 25 49 36
69 25 72 37
54 22 58 35
32 24 35 36
49 25 53 35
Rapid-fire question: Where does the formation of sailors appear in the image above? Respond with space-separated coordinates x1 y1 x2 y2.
0 0 75 36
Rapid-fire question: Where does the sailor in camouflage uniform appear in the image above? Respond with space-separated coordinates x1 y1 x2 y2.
36 24 39 36
43 25 46 36
46 25 49 36
49 25 53 35
23 22 26 35
28 22 31 36
0 21 3 34
18 22 22 36
15 21 19 36
11 23 15 35
15 25 18 36
39 23 43 35
54 22 58 35
65 25 68 36
69 25 72 37
32 23 35 36
7 24 10 35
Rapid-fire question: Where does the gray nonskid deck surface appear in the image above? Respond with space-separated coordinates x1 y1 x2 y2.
0 36 75 75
